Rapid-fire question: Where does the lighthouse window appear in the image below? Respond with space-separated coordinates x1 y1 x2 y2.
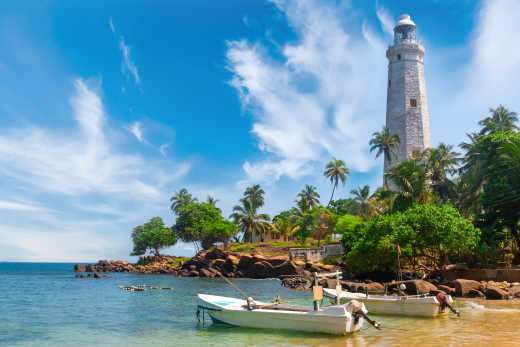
410 98 417 107
388 80 391 87
397 54 401 60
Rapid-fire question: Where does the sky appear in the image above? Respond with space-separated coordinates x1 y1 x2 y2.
1 0 519 261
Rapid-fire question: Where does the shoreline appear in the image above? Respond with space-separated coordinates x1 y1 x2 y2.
73 249 520 300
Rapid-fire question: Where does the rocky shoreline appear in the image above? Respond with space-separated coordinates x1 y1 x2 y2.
74 249 520 300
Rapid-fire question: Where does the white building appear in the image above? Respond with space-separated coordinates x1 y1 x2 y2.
385 14 432 174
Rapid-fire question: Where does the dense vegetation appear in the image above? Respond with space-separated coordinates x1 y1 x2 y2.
130 105 520 275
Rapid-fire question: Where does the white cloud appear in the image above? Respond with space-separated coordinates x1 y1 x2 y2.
159 143 170 156
109 18 115 33
0 200 42 211
227 0 386 184
119 37 140 85
0 78 190 261
128 121 144 142
375 1 394 37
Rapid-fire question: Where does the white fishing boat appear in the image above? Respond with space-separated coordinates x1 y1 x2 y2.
323 288 456 317
197 293 372 335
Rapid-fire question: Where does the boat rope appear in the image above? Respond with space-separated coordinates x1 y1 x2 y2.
216 272 250 301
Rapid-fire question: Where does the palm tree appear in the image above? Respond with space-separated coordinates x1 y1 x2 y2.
206 196 221 212
323 158 349 205
369 127 401 164
479 105 519 135
371 187 394 215
243 184 265 210
385 159 433 211
350 185 373 217
272 217 300 242
170 188 197 215
421 143 460 202
296 185 321 213
230 198 271 243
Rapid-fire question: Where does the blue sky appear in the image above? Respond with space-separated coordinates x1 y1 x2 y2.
1 0 519 261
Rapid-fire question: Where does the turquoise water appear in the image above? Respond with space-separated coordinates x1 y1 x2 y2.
3 263 520 346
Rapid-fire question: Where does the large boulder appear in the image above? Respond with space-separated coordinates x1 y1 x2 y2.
450 279 481 296
485 286 508 300
85 264 97 272
224 255 240 272
264 256 287 267
205 248 227 260
248 261 274 279
210 259 226 270
271 261 302 277
468 289 486 298
438 284 455 295
238 254 255 270
388 280 437 295
74 264 86 272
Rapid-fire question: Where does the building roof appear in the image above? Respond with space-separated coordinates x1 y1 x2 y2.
395 14 416 28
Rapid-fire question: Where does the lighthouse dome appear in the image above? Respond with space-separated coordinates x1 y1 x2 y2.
395 14 416 28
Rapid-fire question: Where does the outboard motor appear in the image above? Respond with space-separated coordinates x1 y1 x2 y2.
346 300 381 330
436 293 459 316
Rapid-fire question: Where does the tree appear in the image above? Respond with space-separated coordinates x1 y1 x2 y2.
328 198 360 216
272 216 300 242
174 202 236 251
336 214 364 253
206 196 221 212
170 188 197 215
479 105 519 135
243 184 265 210
350 185 374 217
385 159 433 212
370 127 401 187
230 198 271 243
131 217 177 256
344 204 480 274
421 143 460 203
324 158 349 205
296 185 321 213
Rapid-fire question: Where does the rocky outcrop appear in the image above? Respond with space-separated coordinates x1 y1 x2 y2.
74 264 86 272
450 279 481 296
484 286 508 300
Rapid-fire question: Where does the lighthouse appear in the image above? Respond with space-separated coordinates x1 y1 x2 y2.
385 14 431 174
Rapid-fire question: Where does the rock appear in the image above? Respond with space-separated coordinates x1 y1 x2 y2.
188 265 197 271
264 256 287 267
366 282 384 292
75 274 85 278
74 264 86 272
248 261 274 279
238 254 255 270
93 272 105 278
468 289 486 298
224 255 240 272
199 268 215 278
450 279 481 296
271 261 302 277
389 280 437 295
341 281 367 293
438 285 455 295
485 286 508 300
326 279 338 289
85 264 96 272
188 270 200 277
206 248 227 260
509 285 520 298
210 259 226 270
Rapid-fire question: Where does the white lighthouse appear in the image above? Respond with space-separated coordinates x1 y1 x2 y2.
385 14 431 174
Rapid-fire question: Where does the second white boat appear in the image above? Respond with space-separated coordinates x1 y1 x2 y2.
323 288 456 317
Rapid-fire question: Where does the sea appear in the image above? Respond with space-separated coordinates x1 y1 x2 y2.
2 262 520 346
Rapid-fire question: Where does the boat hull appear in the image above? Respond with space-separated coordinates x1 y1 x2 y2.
198 294 364 335
323 289 452 317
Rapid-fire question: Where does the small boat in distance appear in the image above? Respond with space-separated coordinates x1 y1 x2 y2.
323 288 458 317
197 294 372 335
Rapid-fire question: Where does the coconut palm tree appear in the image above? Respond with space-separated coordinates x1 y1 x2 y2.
272 217 300 242
230 198 271 243
479 105 519 135
369 127 401 164
170 188 197 215
385 159 433 211
350 185 373 217
296 185 321 213
206 196 221 212
421 143 460 202
323 158 349 205
243 184 265 210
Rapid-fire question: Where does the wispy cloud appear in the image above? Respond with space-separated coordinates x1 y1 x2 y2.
0 78 190 261
109 19 141 85
128 121 144 142
227 0 386 184
375 1 394 37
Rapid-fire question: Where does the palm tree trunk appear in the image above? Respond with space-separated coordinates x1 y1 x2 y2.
328 183 337 206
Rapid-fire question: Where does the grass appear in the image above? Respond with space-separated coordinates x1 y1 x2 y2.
168 257 192 266
228 241 320 253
